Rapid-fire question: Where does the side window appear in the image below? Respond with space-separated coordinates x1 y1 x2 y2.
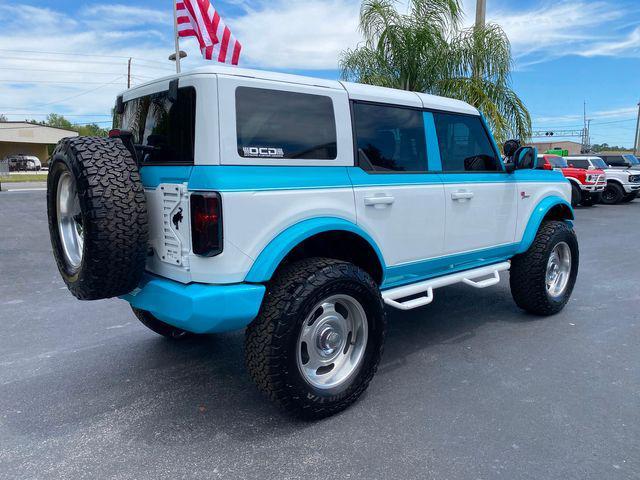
115 87 196 164
236 87 337 160
570 159 589 169
433 112 501 172
352 102 427 172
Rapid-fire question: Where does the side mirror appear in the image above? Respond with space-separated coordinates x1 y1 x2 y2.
512 146 538 170
503 139 520 158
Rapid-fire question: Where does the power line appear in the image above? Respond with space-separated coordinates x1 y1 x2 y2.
0 76 125 111
0 55 173 71
0 65 154 79
0 48 172 67
0 79 128 85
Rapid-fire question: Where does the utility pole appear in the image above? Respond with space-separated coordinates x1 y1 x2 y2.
127 57 132 89
475 0 487 28
634 101 640 156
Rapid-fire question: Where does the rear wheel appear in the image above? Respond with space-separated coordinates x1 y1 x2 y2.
132 308 191 340
601 182 625 205
245 258 386 419
570 183 581 207
510 221 579 316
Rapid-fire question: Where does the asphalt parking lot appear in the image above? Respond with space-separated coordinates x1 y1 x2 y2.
1 190 639 480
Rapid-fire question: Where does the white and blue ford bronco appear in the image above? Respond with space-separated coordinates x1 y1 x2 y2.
46 66 579 418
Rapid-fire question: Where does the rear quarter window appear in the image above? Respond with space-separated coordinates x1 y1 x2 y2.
235 87 337 160
114 87 196 164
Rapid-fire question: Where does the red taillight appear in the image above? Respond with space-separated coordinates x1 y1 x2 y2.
190 193 223 257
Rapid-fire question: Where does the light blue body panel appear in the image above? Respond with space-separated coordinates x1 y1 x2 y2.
122 274 266 334
383 242 519 289
517 196 574 254
244 217 386 283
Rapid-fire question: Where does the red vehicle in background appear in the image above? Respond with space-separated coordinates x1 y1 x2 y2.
537 154 606 207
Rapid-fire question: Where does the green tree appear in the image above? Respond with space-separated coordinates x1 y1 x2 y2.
340 0 531 144
77 123 108 137
45 113 74 130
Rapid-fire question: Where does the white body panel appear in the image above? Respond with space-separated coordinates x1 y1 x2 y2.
120 67 572 287
353 183 446 265
442 181 518 253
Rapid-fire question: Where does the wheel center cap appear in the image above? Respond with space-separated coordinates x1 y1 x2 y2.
317 327 342 356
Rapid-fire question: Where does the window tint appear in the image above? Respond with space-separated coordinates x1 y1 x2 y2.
236 87 337 160
115 87 196 164
605 155 626 166
547 155 568 168
353 102 427 172
569 159 589 169
433 113 500 172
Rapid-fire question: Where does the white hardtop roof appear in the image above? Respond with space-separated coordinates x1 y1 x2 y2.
127 65 479 116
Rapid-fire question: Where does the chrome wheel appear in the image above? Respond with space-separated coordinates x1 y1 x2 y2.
56 171 84 269
297 294 368 390
546 242 571 298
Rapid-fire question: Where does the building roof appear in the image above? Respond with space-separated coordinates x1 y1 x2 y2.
124 65 479 116
0 122 79 144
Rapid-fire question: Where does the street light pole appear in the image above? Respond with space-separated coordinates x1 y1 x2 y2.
127 58 132 89
634 101 640 156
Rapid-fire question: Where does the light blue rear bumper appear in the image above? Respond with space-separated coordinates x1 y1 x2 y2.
121 274 266 334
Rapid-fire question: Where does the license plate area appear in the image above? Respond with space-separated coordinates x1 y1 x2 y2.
147 183 191 268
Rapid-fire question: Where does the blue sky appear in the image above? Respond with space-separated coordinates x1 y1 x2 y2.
1 0 638 146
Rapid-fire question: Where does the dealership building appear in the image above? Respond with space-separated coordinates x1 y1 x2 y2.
0 122 78 164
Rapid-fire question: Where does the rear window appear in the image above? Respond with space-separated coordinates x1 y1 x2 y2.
235 87 337 160
114 87 196 164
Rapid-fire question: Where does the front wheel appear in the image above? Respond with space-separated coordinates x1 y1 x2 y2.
570 183 582 207
510 221 579 316
245 258 386 419
622 192 637 203
601 183 625 204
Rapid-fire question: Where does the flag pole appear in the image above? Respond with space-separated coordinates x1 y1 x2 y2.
173 0 181 74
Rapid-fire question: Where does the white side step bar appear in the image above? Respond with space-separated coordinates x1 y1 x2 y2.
382 262 511 311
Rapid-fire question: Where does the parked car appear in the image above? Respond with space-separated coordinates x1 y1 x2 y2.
45 66 578 418
596 153 640 171
537 154 606 207
566 156 639 204
6 154 42 171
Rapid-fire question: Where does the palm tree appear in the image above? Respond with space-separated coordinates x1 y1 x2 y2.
340 0 531 144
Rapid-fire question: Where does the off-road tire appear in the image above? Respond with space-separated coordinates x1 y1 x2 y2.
510 221 579 316
570 183 581 207
47 136 148 300
622 192 637 203
245 257 386 419
132 307 191 340
601 182 625 205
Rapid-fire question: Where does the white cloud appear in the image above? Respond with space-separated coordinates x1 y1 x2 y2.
0 0 638 126
230 0 361 69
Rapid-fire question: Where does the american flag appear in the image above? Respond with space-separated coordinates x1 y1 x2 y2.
176 0 242 65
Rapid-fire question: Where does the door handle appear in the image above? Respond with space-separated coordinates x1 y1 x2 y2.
364 195 395 208
451 190 474 201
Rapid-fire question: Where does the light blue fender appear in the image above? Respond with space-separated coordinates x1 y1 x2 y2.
244 217 386 283
517 196 574 254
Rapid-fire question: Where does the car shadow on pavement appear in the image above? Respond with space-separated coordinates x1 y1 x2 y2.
1 280 540 444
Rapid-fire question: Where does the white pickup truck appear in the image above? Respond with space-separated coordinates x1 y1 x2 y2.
46 66 579 418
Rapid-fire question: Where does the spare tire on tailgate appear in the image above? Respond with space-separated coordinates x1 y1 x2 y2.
47 136 148 300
